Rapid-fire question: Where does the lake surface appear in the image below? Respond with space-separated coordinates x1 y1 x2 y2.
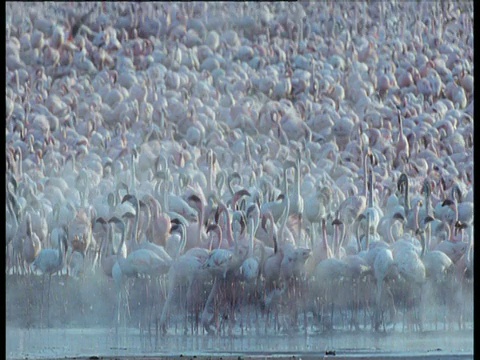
6 326 473 360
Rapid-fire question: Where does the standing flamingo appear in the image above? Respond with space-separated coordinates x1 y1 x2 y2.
201 221 248 334
372 245 398 331
416 224 456 330
158 218 210 335
284 148 304 245
304 185 332 250
334 217 373 330
394 110 410 169
31 227 68 327
109 214 172 331
392 222 426 331
23 212 42 274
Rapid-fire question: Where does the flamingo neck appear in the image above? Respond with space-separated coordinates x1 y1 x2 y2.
310 222 316 249
100 223 109 258
17 151 23 180
404 179 410 214
232 192 243 210
6 197 15 228
414 203 420 230
365 215 370 250
213 171 221 196
197 200 204 244
132 201 140 246
270 216 278 254
453 202 459 223
339 223 346 251
424 187 431 216
333 223 340 258
176 224 187 259
355 220 362 253
216 225 224 249
294 161 301 195
207 151 214 195
249 218 255 255
322 220 331 258
368 172 374 208
220 205 234 247
267 213 277 254
466 231 473 263
388 219 396 244
420 232 426 258
162 179 169 212
117 221 127 258
245 137 252 166
363 154 368 197
282 168 288 195
426 225 432 251
57 233 64 266
279 197 290 245
26 214 32 237
448 224 455 243
398 116 404 142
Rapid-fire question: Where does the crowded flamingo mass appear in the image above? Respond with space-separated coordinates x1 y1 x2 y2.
5 2 473 359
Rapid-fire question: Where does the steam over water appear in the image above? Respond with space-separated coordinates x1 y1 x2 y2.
6 274 473 359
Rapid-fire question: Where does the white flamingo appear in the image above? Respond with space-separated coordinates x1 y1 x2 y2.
31 227 68 326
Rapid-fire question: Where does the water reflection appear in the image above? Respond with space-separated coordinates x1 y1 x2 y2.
7 326 474 360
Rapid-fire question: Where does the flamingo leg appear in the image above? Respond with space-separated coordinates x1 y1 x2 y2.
47 274 52 327
202 277 219 335
40 274 45 326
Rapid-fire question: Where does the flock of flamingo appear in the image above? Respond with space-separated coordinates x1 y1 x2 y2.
6 2 473 336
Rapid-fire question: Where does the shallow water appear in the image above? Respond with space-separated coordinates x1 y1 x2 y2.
6 273 474 359
6 326 473 360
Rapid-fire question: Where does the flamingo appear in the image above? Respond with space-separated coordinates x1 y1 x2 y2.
22 212 42 273
109 215 171 331
304 185 332 250
416 224 456 330
237 211 264 333
31 226 68 327
68 250 85 278
311 250 349 331
202 223 246 279
122 193 175 332
278 239 311 331
360 163 382 240
200 219 248 334
258 207 287 332
284 148 304 244
261 210 283 291
397 173 425 234
6 187 20 273
392 219 426 331
336 149 371 250
142 194 171 248
434 220 469 264
158 246 209 335
372 246 398 331
417 179 434 249
418 219 455 283
443 183 473 239
96 217 120 278
183 193 208 250
122 194 173 265
158 216 210 335
239 214 262 284
339 225 374 330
